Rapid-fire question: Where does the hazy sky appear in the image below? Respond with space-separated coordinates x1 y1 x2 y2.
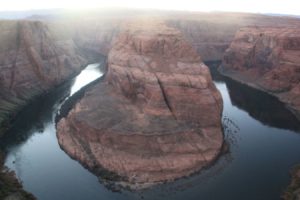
0 0 299 15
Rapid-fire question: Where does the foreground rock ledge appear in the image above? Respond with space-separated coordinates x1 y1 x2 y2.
222 26 300 120
57 21 223 187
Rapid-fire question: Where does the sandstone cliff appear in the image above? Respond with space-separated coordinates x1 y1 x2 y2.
167 12 300 61
219 73 300 132
0 20 86 135
57 21 223 187
222 27 300 119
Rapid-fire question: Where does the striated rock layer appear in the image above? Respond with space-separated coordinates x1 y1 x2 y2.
221 27 300 119
0 20 86 135
57 21 223 186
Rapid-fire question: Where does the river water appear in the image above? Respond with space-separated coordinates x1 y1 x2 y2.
1 61 300 200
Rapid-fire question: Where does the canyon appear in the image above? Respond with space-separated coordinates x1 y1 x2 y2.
2 12 299 135
0 9 300 199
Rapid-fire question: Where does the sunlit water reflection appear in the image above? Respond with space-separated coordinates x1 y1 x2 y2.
70 63 103 96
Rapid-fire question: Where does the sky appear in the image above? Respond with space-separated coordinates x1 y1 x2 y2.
0 0 299 15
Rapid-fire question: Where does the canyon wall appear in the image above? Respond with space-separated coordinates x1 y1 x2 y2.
167 12 300 61
57 21 224 187
47 20 121 57
44 11 300 62
167 19 235 61
222 27 300 119
0 20 86 135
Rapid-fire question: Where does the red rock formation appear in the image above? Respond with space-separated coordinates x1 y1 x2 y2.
166 12 300 61
0 20 86 134
222 26 300 119
57 21 223 187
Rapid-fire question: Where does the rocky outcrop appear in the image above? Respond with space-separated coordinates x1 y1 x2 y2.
57 21 223 187
283 165 300 200
221 27 300 119
0 20 86 135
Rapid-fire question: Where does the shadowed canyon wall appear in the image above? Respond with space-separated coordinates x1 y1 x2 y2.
0 20 87 135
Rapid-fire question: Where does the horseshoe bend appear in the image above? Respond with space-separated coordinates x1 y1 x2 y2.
56 21 224 186
1 8 300 200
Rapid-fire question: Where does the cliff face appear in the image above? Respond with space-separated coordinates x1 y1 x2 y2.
0 20 86 134
57 21 223 186
167 19 234 61
73 20 121 56
46 17 123 59
222 27 300 119
222 74 300 131
167 13 300 61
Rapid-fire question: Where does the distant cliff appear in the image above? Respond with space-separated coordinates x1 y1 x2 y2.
167 12 300 61
221 26 300 119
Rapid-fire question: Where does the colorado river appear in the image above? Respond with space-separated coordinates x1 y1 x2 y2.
1 61 300 200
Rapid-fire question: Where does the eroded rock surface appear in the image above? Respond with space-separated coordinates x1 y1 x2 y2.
0 20 86 134
57 21 223 186
222 27 300 119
